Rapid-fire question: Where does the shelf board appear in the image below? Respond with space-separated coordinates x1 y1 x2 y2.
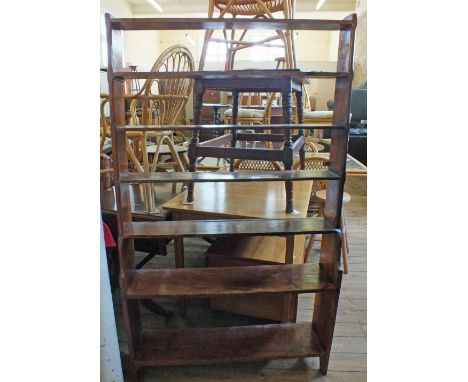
113 70 349 80
135 323 324 367
126 263 333 300
115 123 345 132
119 169 340 184
110 17 355 31
123 217 338 239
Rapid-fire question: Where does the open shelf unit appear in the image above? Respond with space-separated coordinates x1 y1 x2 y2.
106 13 356 381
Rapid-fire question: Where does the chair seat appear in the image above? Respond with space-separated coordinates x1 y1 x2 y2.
303 110 333 120
224 108 265 119
316 189 351 204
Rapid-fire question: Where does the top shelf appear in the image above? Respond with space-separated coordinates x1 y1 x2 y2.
109 16 356 31
113 70 349 80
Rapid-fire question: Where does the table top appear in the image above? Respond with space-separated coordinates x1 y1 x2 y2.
163 180 312 265
162 180 313 219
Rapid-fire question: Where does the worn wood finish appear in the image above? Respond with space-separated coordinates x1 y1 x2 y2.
120 169 339 184
126 263 333 299
110 17 355 31
163 180 312 220
112 186 367 381
123 218 338 239
312 13 357 376
106 12 357 379
116 123 345 131
135 323 324 367
115 70 350 80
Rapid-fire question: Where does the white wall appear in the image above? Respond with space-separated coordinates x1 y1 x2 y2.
101 6 354 112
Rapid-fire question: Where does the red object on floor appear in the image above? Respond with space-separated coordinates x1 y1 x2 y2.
103 222 116 248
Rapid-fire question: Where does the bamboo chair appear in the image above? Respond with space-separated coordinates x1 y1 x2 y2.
304 140 319 155
293 156 350 273
100 95 111 154
234 159 282 171
199 0 296 71
126 45 194 175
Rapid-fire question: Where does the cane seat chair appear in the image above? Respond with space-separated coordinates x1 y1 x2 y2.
234 159 282 171
199 0 296 71
293 156 350 272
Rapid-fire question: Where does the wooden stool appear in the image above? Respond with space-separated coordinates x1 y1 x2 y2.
306 190 351 274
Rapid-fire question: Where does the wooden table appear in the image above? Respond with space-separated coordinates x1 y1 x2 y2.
163 180 313 322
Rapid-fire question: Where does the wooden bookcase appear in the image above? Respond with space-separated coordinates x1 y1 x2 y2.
106 14 356 381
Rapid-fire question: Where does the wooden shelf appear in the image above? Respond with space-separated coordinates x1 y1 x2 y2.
123 218 338 239
114 70 350 80
110 17 355 31
115 123 345 132
119 170 340 184
135 323 325 367
126 263 333 299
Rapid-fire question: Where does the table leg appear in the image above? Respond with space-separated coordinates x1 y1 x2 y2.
296 89 306 170
229 91 240 171
282 90 297 215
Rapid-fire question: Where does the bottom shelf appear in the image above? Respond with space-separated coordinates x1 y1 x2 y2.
135 323 324 367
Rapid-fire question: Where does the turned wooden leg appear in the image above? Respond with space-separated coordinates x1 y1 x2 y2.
296 89 305 170
282 90 296 214
229 91 239 172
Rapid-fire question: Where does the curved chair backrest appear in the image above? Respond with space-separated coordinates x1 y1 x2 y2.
293 156 329 197
100 94 110 154
304 141 319 155
234 159 282 171
132 45 195 126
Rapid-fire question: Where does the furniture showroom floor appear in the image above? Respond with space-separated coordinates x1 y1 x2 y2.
113 176 367 382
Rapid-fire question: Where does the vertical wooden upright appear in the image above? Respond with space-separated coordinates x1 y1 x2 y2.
312 13 357 374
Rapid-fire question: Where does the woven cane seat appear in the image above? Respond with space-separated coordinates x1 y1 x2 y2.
214 0 285 16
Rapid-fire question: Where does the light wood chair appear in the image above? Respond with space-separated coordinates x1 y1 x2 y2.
199 0 296 71
303 110 333 139
293 156 350 273
126 45 194 175
304 140 319 155
234 159 282 171
100 94 111 154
